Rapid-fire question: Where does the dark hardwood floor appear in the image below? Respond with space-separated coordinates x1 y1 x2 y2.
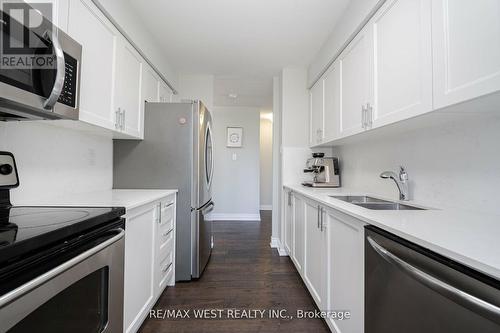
139 211 330 333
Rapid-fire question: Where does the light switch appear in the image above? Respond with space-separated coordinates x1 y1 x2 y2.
232 153 237 161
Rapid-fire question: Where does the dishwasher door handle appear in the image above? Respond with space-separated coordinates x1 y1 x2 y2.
367 236 500 324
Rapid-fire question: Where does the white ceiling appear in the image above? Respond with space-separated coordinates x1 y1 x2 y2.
214 76 273 108
129 0 351 106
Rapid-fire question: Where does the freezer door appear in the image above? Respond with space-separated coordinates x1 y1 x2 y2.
192 201 214 278
197 102 214 207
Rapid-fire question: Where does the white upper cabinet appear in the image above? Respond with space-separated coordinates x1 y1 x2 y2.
432 0 500 109
67 0 118 130
323 61 341 142
309 80 324 146
142 65 160 104
115 38 144 139
370 0 433 128
158 81 172 103
338 26 372 137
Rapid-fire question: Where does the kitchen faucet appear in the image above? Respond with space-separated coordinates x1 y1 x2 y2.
380 166 409 201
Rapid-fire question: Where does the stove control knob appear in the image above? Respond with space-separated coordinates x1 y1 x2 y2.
0 164 13 175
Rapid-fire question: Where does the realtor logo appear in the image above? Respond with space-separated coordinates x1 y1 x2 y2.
0 0 56 69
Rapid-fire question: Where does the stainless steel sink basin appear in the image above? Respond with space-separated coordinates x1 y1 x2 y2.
330 195 387 203
330 195 426 210
354 202 424 210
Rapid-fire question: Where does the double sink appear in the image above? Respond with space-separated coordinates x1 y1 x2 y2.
330 195 425 210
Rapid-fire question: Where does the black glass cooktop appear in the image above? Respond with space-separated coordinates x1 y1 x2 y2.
0 206 125 264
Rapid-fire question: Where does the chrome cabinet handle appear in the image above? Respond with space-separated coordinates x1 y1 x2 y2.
317 205 320 228
164 202 174 208
121 109 126 130
320 207 324 232
361 105 367 129
287 191 292 206
367 103 373 128
162 262 173 273
115 108 120 129
0 229 125 307
367 236 500 323
43 31 66 110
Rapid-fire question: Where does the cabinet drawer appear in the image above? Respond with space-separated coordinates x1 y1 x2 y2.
160 199 175 225
158 226 174 257
157 251 174 290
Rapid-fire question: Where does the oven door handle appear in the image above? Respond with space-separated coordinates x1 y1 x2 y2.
0 228 125 308
42 30 66 110
367 236 500 324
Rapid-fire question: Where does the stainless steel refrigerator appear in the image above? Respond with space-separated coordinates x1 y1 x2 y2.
113 101 214 281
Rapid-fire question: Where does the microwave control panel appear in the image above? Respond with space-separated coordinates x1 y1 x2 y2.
57 53 78 108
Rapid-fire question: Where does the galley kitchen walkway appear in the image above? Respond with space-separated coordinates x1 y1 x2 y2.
139 210 330 333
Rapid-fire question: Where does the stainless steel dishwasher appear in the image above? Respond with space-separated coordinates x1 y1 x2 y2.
365 226 500 332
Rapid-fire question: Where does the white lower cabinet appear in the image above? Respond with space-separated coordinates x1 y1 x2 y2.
283 189 293 255
292 194 305 273
326 208 365 333
283 189 365 333
304 199 328 311
124 193 176 333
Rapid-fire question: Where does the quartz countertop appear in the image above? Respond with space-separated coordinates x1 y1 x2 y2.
284 184 500 280
14 189 178 211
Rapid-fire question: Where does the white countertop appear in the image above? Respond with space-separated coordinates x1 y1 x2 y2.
14 189 177 211
284 184 500 280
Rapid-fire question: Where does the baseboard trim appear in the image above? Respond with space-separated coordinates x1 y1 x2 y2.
208 213 261 221
277 247 288 256
270 237 281 248
260 205 272 211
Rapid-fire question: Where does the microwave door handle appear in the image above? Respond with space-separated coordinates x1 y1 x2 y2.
367 236 500 324
43 31 66 110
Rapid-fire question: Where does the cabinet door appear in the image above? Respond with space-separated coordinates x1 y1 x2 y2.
339 26 372 137
292 195 305 273
323 61 341 142
283 190 293 255
309 80 324 146
115 38 143 138
327 211 365 333
67 0 117 130
158 81 172 103
124 204 157 333
142 65 159 104
304 201 327 310
432 0 500 109
371 0 432 128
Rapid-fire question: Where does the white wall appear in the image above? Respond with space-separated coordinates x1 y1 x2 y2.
271 76 282 243
0 122 112 204
259 113 273 210
96 0 178 89
308 0 383 86
334 112 500 214
211 107 261 220
178 75 215 110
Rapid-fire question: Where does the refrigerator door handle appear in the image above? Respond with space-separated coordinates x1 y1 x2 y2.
201 202 214 216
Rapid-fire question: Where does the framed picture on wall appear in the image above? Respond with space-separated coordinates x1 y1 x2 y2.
226 127 243 147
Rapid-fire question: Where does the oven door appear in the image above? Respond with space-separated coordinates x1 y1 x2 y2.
0 229 124 333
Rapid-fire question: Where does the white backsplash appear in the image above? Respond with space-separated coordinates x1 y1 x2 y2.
0 121 112 204
334 112 500 214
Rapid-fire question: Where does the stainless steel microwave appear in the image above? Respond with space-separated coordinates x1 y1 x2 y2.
0 8 82 121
